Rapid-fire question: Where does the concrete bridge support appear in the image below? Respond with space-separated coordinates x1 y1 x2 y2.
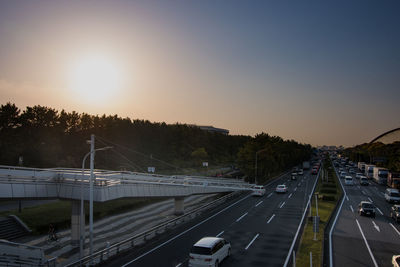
174 197 184 216
71 200 84 246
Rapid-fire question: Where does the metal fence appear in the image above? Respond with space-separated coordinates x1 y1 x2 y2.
63 191 244 267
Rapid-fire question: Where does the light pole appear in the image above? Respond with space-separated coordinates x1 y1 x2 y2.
80 134 112 262
255 148 269 185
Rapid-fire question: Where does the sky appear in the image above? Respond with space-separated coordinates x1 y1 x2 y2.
0 1 399 147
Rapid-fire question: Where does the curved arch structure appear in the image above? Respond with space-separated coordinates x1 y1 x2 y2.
370 127 400 144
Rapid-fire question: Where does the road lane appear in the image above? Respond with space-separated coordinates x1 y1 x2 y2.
103 170 318 267
332 163 400 267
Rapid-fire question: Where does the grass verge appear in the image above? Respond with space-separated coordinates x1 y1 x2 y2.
0 197 167 235
295 158 341 267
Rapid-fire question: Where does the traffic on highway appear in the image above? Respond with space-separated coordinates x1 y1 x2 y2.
103 169 319 267
330 156 400 267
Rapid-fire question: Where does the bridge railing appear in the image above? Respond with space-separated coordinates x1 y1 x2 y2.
0 239 57 267
63 190 245 267
0 164 253 192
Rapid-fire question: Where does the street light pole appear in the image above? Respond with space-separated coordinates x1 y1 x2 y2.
79 135 112 263
255 152 258 185
80 152 90 262
89 134 95 260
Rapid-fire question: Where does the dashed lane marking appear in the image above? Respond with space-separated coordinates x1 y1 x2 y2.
267 214 275 224
236 212 248 222
389 223 400 237
255 200 263 207
245 234 260 250
355 219 378 267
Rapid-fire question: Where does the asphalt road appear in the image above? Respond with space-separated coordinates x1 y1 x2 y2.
332 166 400 267
103 171 318 267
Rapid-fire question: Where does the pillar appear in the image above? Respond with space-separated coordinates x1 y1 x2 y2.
174 197 184 216
71 200 84 246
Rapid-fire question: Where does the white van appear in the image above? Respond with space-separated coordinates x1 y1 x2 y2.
252 185 266 196
189 237 231 267
344 176 353 185
385 188 400 203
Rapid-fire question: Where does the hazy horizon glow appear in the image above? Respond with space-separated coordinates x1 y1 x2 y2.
0 1 399 147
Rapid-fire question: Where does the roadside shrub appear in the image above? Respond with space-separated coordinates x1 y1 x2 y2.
322 195 336 201
320 188 337 194
322 183 336 188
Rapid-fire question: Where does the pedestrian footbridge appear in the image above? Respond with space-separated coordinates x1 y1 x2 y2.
0 165 253 246
0 165 252 201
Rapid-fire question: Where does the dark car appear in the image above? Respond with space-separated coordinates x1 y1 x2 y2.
391 205 400 223
360 177 369 186
358 201 375 218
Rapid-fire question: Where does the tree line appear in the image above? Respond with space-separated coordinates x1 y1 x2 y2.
342 142 400 172
0 102 312 182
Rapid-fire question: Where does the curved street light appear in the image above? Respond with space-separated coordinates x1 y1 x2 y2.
80 134 112 263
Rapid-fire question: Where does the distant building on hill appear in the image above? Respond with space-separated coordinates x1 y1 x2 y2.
189 125 229 135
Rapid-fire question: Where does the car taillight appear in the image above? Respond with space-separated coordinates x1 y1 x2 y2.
204 258 212 262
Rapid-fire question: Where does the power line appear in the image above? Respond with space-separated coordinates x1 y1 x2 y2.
95 135 180 170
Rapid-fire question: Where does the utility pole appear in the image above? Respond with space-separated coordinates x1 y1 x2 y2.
89 134 95 261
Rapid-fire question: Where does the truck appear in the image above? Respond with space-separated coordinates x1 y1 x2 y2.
373 167 389 185
388 172 400 189
302 161 310 170
364 164 375 179
358 162 366 172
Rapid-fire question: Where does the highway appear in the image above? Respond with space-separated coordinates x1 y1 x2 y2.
103 171 318 267
331 166 400 267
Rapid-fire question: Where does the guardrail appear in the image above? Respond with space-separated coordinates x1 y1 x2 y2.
283 164 321 267
0 239 57 267
63 190 245 267
325 158 346 267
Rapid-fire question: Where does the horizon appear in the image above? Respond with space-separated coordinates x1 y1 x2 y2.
2 101 379 148
1 1 399 147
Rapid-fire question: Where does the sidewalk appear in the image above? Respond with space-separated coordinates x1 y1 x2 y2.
16 194 219 266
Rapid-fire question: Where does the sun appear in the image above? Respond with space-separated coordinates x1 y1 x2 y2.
68 55 122 102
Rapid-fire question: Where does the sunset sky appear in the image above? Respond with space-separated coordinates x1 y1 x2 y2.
0 1 399 147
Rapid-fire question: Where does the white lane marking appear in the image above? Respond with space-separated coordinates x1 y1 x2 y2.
216 231 224 237
120 194 251 266
355 219 379 267
288 193 293 199
357 186 361 189
376 207 383 215
280 202 286 209
236 212 248 222
346 195 349 201
294 187 297 192
350 205 354 213
267 214 275 224
175 263 182 267
368 197 373 202
381 192 385 196
362 190 366 195
245 233 260 250
267 193 273 198
255 200 263 207
389 223 400 237
372 221 380 232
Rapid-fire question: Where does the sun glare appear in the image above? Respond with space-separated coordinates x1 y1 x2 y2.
69 55 122 102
